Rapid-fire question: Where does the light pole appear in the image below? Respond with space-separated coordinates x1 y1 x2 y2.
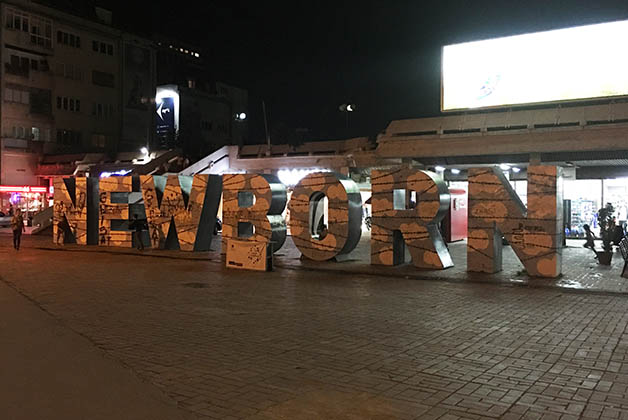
339 103 355 134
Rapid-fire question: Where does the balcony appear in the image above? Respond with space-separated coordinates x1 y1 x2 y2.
3 29 52 53
4 63 29 78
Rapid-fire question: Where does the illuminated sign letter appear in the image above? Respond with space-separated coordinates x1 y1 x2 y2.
289 172 362 261
222 174 287 253
371 169 453 269
467 165 562 277
140 174 222 251
99 176 133 247
53 177 97 245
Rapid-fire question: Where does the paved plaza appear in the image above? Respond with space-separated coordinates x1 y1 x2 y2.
2 234 628 419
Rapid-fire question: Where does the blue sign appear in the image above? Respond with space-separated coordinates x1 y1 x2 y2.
156 97 175 136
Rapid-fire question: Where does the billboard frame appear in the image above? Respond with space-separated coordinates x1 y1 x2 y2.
440 20 628 113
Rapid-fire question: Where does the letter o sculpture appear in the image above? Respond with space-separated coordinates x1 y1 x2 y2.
289 172 362 261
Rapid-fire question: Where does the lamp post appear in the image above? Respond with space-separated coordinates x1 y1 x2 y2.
339 103 355 133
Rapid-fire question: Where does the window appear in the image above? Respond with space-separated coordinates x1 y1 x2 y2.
56 63 82 81
57 96 80 112
91 134 107 148
6 54 29 77
93 40 114 56
92 70 114 88
4 86 29 104
92 102 114 119
28 14 52 49
56 129 82 146
30 59 38 70
29 88 52 115
57 30 81 48
31 127 40 141
6 9 29 32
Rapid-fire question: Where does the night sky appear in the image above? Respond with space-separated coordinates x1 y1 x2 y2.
102 0 628 145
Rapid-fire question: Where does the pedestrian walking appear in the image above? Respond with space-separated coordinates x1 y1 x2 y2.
129 214 146 250
11 209 25 250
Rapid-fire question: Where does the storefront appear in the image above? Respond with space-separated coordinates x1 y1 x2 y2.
564 178 628 238
0 185 50 217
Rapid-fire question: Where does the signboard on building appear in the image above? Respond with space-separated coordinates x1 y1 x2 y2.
156 96 175 136
442 20 628 111
155 86 179 148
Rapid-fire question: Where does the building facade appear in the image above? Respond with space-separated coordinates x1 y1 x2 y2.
154 38 248 158
0 0 156 213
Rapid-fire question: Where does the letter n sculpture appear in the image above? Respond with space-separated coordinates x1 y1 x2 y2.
467 165 563 278
53 177 90 244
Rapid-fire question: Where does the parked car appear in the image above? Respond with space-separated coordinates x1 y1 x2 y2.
0 211 11 227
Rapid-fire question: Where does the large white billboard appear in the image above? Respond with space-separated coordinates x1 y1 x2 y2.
442 20 628 111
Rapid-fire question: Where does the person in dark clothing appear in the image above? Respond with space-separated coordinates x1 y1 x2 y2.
129 214 147 250
56 217 71 245
11 209 25 250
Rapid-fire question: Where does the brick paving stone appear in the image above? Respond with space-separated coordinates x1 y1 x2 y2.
4 236 628 418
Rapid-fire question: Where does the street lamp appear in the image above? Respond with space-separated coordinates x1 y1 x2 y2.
339 103 356 131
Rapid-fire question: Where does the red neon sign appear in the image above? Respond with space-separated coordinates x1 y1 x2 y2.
0 185 48 193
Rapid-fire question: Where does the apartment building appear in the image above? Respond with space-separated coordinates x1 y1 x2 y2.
0 0 156 189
